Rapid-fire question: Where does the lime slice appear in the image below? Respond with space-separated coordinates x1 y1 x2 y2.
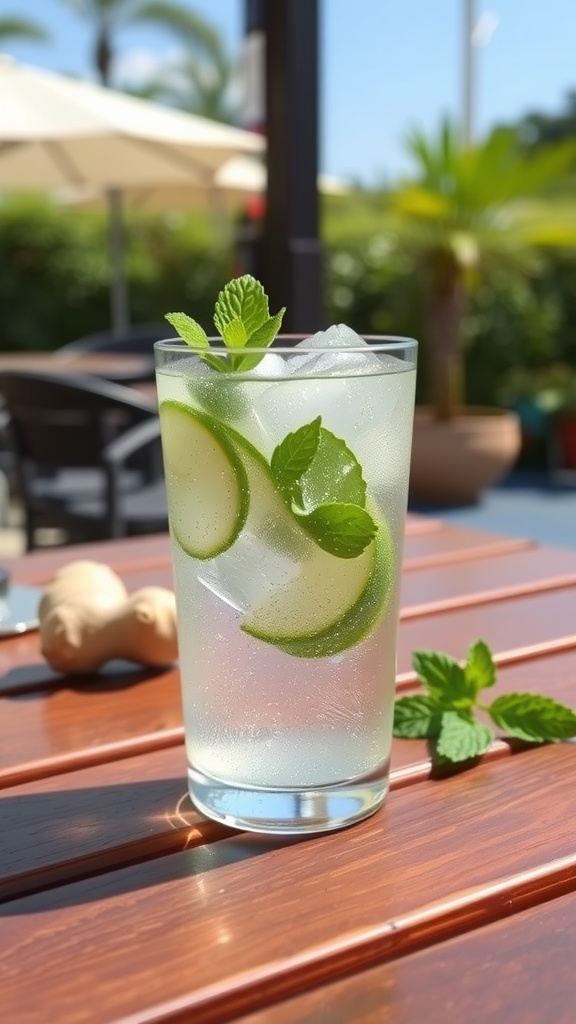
241 520 392 659
222 423 392 658
159 401 249 559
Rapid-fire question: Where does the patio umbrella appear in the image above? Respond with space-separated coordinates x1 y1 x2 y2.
57 155 350 212
0 55 264 332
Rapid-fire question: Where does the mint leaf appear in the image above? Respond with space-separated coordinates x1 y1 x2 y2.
219 318 248 348
165 312 209 349
293 502 377 558
214 275 268 339
464 640 496 694
299 427 367 511
436 711 494 763
412 650 475 707
233 310 287 371
488 693 576 743
271 417 321 494
393 695 443 739
245 309 286 349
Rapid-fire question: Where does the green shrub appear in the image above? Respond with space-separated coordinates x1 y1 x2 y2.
0 195 229 350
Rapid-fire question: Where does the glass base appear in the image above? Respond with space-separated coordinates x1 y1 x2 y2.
188 766 389 835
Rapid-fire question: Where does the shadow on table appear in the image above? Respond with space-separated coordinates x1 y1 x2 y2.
1 778 315 915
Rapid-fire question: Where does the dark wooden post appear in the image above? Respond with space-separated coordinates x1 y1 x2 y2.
257 0 324 332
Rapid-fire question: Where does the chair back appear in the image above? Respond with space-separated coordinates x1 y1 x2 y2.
55 323 176 357
0 370 156 470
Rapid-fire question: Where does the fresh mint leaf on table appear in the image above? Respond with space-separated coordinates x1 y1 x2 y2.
166 274 286 373
394 640 576 766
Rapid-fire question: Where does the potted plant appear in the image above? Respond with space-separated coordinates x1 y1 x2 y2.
384 120 576 504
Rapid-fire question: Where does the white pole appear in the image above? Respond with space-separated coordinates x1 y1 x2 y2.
106 188 130 335
462 0 475 148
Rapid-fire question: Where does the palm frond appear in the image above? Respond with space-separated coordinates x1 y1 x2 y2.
0 17 49 41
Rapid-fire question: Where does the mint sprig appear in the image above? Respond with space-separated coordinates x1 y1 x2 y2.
166 274 285 372
270 417 378 559
394 640 576 766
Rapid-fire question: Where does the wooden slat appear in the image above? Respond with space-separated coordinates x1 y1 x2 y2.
397 584 576 672
0 746 231 901
4 534 173 583
402 531 533 570
3 522 531 586
4 648 576 898
0 668 182 786
3 568 576 786
238 890 576 1023
3 745 576 1024
400 544 576 614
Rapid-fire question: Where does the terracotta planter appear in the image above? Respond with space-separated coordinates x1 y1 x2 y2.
409 406 522 506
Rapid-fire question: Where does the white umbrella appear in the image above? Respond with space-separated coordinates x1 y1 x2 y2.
0 55 264 331
57 155 350 212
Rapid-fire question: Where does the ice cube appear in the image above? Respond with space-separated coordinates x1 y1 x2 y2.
249 352 287 378
286 324 383 377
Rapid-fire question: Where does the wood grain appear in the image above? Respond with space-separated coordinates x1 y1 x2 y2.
238 891 576 1023
3 745 576 1024
4 646 576 898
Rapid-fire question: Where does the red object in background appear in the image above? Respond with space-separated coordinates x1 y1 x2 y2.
245 194 266 221
557 416 576 469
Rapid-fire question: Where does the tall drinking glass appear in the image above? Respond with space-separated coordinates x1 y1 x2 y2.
155 333 417 834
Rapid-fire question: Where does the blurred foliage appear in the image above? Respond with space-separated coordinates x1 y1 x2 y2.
1 187 576 419
324 217 576 409
0 195 230 350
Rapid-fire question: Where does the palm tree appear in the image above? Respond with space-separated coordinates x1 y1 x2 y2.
127 33 238 123
386 120 576 421
0 16 49 43
63 0 221 86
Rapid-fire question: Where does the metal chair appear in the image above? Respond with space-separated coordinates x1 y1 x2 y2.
0 370 168 550
54 323 177 357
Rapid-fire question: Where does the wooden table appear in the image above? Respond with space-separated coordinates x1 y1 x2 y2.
2 517 576 1023
0 350 155 385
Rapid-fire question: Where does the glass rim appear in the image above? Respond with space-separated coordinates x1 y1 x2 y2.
154 334 418 356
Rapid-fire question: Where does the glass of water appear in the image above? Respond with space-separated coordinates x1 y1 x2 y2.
155 327 417 834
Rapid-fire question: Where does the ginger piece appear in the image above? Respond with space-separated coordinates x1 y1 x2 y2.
39 560 178 674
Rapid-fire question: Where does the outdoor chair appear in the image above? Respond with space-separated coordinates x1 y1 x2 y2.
55 323 177 357
0 370 168 551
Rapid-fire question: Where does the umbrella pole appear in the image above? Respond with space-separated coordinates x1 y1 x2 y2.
106 188 130 335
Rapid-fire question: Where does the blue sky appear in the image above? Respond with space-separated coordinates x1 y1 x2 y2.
4 0 576 185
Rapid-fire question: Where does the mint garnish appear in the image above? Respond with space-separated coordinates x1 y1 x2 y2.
394 641 576 766
299 427 367 510
270 416 377 558
166 276 377 561
271 417 321 495
292 502 378 558
166 274 285 372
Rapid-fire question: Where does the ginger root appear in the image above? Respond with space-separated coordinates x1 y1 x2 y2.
39 560 178 674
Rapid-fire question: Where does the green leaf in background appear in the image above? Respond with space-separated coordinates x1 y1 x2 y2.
271 417 322 494
411 650 475 707
165 312 209 349
292 501 377 558
393 694 444 739
488 692 576 743
464 639 497 694
436 711 494 763
299 427 367 511
214 275 268 339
